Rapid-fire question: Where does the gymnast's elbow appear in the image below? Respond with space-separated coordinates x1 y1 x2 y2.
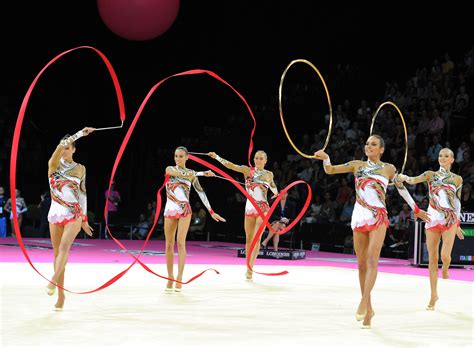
323 166 333 175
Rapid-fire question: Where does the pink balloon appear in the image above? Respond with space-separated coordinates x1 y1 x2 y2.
97 0 180 41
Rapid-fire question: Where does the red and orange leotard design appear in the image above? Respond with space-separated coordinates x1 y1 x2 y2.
352 161 389 232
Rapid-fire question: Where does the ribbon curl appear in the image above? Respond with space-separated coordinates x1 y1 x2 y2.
106 68 312 280
11 47 313 292
103 68 274 283
10 46 126 293
188 157 312 276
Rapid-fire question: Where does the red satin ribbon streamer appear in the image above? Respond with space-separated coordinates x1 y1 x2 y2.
11 46 312 292
103 176 220 285
10 46 126 293
247 180 312 276
105 67 312 278
102 69 262 284
103 68 310 283
190 155 312 276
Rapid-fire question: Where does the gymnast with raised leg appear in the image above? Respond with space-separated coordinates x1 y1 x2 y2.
46 127 95 310
395 148 464 311
208 150 278 282
164 146 226 293
314 135 430 329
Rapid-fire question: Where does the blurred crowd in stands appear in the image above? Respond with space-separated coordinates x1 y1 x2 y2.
1 47 473 258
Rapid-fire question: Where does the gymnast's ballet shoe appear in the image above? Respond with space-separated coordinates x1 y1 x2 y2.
46 285 56 296
355 311 366 321
165 279 175 293
355 308 367 321
174 280 183 292
245 272 253 282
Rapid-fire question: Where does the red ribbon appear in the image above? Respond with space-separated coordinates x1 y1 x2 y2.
10 46 127 293
11 46 312 292
189 155 312 276
103 67 311 281
102 69 263 284
103 176 220 286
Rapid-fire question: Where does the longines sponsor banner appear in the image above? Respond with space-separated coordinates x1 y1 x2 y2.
237 248 306 260
239 249 290 257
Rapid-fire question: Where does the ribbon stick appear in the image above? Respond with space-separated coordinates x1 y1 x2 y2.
95 120 124 131
214 175 245 185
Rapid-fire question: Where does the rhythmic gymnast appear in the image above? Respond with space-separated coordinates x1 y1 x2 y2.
46 127 95 310
164 146 226 292
395 148 464 310
314 134 430 328
208 150 278 282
